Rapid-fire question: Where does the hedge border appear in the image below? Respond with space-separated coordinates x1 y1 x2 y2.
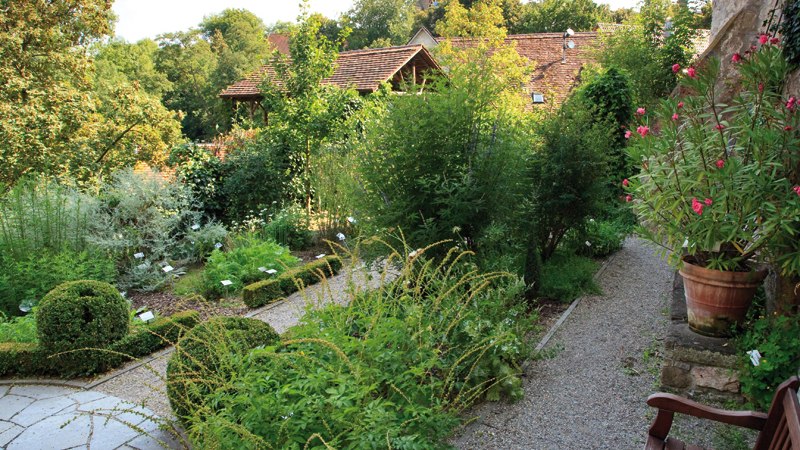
0 310 200 378
242 255 343 308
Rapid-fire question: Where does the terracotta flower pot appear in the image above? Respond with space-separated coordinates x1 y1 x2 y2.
679 257 767 337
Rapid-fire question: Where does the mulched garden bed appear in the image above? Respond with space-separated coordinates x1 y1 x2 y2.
128 291 248 321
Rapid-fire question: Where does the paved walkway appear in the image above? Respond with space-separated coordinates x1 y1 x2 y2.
0 384 181 449
452 237 674 449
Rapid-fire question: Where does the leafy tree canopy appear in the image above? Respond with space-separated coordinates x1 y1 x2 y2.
342 0 417 49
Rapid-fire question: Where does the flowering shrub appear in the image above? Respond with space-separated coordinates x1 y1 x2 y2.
626 40 800 272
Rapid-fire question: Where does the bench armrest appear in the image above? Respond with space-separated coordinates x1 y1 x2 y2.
645 393 768 442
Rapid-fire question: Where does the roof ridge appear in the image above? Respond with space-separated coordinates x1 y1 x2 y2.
339 44 422 56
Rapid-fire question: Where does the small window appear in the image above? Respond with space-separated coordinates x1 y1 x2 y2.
532 93 545 104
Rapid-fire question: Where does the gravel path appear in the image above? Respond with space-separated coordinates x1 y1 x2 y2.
90 265 381 418
452 237 674 449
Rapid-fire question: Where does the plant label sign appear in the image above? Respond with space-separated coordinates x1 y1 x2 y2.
747 349 762 366
138 311 155 322
163 265 174 273
315 254 326 259
266 269 277 275
221 280 233 286
215 243 223 249
191 224 201 230
134 252 145 259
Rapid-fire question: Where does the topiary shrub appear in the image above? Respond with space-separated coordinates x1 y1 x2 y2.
36 280 129 375
166 317 279 422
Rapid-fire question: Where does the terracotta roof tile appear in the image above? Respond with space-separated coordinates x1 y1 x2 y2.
220 44 440 99
438 32 599 106
268 34 290 55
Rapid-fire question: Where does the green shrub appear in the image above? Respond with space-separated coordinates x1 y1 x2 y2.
166 317 279 422
738 315 800 410
201 236 299 299
563 219 628 258
218 146 290 223
0 248 116 317
0 312 37 343
0 310 199 377
36 280 129 374
242 255 343 308
168 143 225 218
184 246 537 447
260 205 314 250
538 253 600 302
183 223 228 263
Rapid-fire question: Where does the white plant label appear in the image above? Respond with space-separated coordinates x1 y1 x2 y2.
258 267 268 272
585 241 592 247
162 265 174 273
315 254 326 259
215 242 223 249
138 311 155 322
134 252 145 259
221 280 233 286
747 349 762 366
265 269 277 275
336 232 346 241
191 224 201 230
347 216 356 224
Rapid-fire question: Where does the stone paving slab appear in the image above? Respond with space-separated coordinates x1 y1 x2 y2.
0 384 183 449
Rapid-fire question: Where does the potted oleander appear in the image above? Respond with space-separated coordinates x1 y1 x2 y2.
625 36 800 337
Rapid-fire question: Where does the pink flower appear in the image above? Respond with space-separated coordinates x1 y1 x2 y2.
672 63 681 73
731 53 741 63
771 37 780 45
758 83 764 93
704 198 713 206
622 178 629 187
794 186 800 196
677 101 684 109
758 34 769 45
624 130 632 139
687 67 697 78
625 195 632 203
787 97 797 110
750 45 757 51
716 159 725 169
786 126 793 131
636 107 646 115
672 113 679 121
715 124 725 131
691 197 704 215
637 125 649 137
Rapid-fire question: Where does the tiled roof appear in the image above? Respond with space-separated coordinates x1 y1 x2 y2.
268 34 290 55
438 32 599 106
220 44 441 99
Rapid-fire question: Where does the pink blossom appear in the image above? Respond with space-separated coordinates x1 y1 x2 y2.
794 186 800 196
672 63 681 73
715 124 725 131
622 178 629 187
758 83 764 93
691 197 704 215
624 130 632 139
731 53 741 63
750 45 757 51
625 195 633 203
771 37 780 45
716 159 725 169
637 125 649 137
758 34 769 45
677 101 684 109
636 107 646 115
786 126 793 131
704 198 713 206
787 97 797 110
687 67 697 78
672 113 679 121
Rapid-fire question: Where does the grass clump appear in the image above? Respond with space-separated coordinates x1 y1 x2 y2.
538 252 600 303
182 242 538 448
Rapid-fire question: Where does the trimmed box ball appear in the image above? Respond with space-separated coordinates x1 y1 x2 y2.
36 280 129 353
167 317 279 422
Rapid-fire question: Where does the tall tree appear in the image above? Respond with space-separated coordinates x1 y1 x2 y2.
94 39 172 97
0 0 180 185
342 0 417 48
516 0 602 34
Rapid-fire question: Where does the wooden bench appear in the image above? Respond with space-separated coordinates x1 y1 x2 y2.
644 376 800 450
